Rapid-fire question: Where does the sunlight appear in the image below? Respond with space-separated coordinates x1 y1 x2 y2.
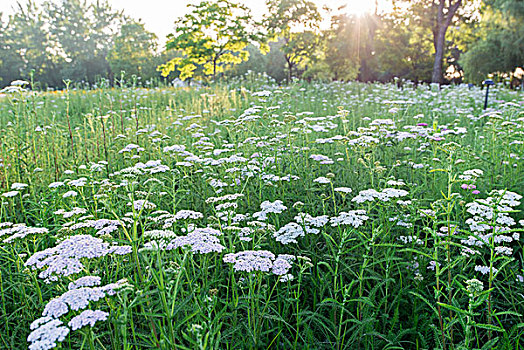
346 0 375 16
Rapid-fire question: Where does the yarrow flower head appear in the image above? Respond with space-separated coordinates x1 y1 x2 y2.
330 210 369 228
2 191 19 198
313 176 330 184
254 200 287 220
163 227 225 254
28 317 69 350
28 279 129 350
465 278 484 295
68 310 109 331
0 224 48 243
11 182 28 190
223 250 295 276
130 199 157 211
273 222 305 244
334 187 352 194
25 235 132 283
352 188 409 203
68 276 102 290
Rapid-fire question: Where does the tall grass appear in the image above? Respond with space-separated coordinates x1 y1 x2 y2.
0 76 523 349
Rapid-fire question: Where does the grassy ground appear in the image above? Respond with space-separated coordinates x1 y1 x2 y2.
0 76 523 349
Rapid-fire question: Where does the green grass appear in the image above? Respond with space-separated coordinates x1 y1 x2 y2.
0 76 523 349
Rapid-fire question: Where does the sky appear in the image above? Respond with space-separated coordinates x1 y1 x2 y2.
0 0 389 45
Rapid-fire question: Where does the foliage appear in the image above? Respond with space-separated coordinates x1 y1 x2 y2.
0 0 167 89
0 1 61 87
324 11 370 81
108 20 159 81
228 40 288 82
0 0 522 90
370 11 434 82
158 0 267 81
265 0 322 81
461 0 524 83
43 0 123 84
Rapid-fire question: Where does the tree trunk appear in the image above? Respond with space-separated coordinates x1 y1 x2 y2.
432 27 446 84
285 55 293 82
213 58 217 81
431 0 462 84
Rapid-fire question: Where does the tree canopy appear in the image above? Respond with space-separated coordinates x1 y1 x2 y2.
265 0 321 81
158 0 267 81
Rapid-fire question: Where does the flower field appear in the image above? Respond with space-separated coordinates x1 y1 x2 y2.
0 77 523 349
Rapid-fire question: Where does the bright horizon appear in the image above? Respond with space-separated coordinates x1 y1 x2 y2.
0 0 391 45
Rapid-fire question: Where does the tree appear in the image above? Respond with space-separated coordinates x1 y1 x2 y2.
108 20 159 81
325 10 369 81
0 1 60 87
282 30 321 81
0 12 24 87
460 0 524 83
430 0 463 83
158 0 266 81
265 0 321 81
229 40 288 82
393 0 471 83
370 9 434 82
44 0 123 84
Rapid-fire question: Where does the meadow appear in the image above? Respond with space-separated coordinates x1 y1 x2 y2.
0 75 523 349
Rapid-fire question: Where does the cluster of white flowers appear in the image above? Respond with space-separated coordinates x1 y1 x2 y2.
313 176 331 184
310 154 334 164
459 169 484 181
386 179 406 186
28 278 128 350
164 227 225 254
273 223 305 244
129 160 170 174
174 210 204 220
130 199 157 211
68 310 108 331
54 207 87 219
68 275 102 290
2 190 19 198
118 143 144 154
352 188 409 203
160 210 204 228
330 210 369 228
0 223 49 243
25 235 132 282
273 213 330 245
11 182 29 190
253 200 287 220
206 193 244 204
334 187 352 194
251 90 272 97
28 317 69 350
347 135 380 147
461 190 521 277
67 178 88 187
223 250 295 277
143 229 177 240
62 190 78 198
61 218 123 237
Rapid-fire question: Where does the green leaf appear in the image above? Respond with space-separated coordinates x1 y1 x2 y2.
474 323 505 332
436 302 471 316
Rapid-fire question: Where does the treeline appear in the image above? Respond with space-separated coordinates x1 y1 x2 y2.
1 0 523 89
0 0 167 89
230 0 524 85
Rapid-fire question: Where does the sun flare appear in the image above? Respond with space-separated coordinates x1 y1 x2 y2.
346 0 376 15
